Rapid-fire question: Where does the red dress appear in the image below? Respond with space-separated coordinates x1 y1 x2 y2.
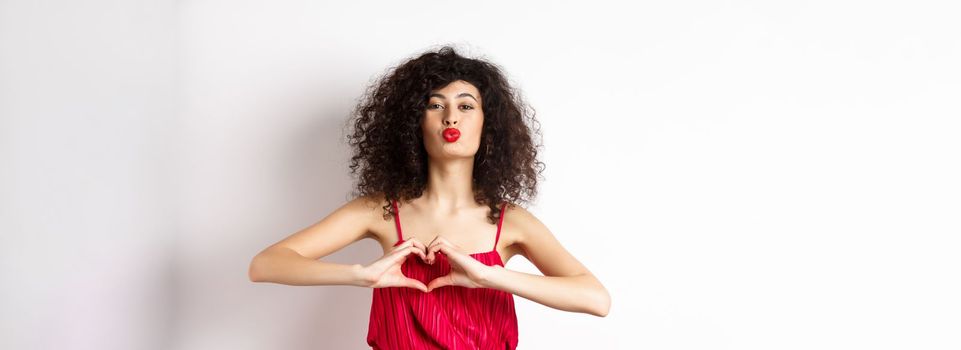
367 200 519 349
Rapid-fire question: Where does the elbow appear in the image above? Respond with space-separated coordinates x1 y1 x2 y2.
248 254 268 283
590 287 611 317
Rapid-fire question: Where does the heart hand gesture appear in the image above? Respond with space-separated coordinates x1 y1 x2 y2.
361 238 429 292
424 236 495 292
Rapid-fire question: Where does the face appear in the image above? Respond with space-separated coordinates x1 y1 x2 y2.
421 80 484 160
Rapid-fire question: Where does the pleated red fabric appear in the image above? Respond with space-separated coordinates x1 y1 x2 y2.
367 200 519 350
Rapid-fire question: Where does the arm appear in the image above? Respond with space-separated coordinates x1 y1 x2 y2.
248 246 367 286
481 206 611 317
247 194 377 286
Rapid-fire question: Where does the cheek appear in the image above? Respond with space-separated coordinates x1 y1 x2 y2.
421 117 433 135
474 116 485 137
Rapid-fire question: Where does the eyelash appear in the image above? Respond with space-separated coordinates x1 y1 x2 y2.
428 103 474 111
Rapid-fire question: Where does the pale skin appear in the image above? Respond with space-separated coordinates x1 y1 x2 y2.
248 80 611 317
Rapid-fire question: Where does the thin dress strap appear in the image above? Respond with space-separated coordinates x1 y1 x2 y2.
494 202 507 250
392 199 404 246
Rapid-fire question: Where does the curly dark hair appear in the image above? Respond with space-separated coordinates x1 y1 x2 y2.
343 45 545 224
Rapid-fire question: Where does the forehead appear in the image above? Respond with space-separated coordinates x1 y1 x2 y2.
429 80 481 98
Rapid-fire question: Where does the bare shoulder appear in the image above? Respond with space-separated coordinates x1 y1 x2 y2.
500 202 543 246
342 192 396 241
351 192 390 217
501 202 591 277
329 192 389 229
498 202 545 262
356 192 400 249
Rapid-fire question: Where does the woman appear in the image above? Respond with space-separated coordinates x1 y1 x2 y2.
248 45 610 349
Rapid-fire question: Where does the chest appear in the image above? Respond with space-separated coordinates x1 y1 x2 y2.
370 211 519 264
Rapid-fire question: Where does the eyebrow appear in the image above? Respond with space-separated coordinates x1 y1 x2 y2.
429 92 478 102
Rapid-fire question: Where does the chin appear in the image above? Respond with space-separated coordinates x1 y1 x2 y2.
435 150 476 159
433 142 478 157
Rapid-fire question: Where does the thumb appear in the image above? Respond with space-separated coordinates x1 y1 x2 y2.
426 274 453 292
402 277 429 293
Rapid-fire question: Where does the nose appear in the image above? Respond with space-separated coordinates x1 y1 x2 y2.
442 115 458 127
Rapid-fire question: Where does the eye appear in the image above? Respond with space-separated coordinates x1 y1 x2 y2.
459 105 474 110
427 103 443 110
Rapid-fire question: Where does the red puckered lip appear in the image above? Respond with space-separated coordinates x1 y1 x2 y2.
442 128 460 142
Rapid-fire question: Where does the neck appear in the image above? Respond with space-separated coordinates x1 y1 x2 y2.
422 156 476 213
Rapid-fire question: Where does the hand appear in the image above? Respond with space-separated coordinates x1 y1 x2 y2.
424 236 495 292
361 238 429 292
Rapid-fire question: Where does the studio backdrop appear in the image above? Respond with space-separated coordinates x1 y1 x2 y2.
1 1 959 349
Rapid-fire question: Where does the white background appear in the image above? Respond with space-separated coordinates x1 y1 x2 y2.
2 1 959 349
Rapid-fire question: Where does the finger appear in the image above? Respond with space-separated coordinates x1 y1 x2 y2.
391 246 423 265
435 243 469 266
391 238 414 252
429 240 457 258
428 235 450 250
426 274 453 292
426 240 447 264
402 277 429 293
410 238 427 260
405 238 428 260
431 236 463 252
398 237 425 248
407 245 428 262
393 238 427 260
425 235 441 263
